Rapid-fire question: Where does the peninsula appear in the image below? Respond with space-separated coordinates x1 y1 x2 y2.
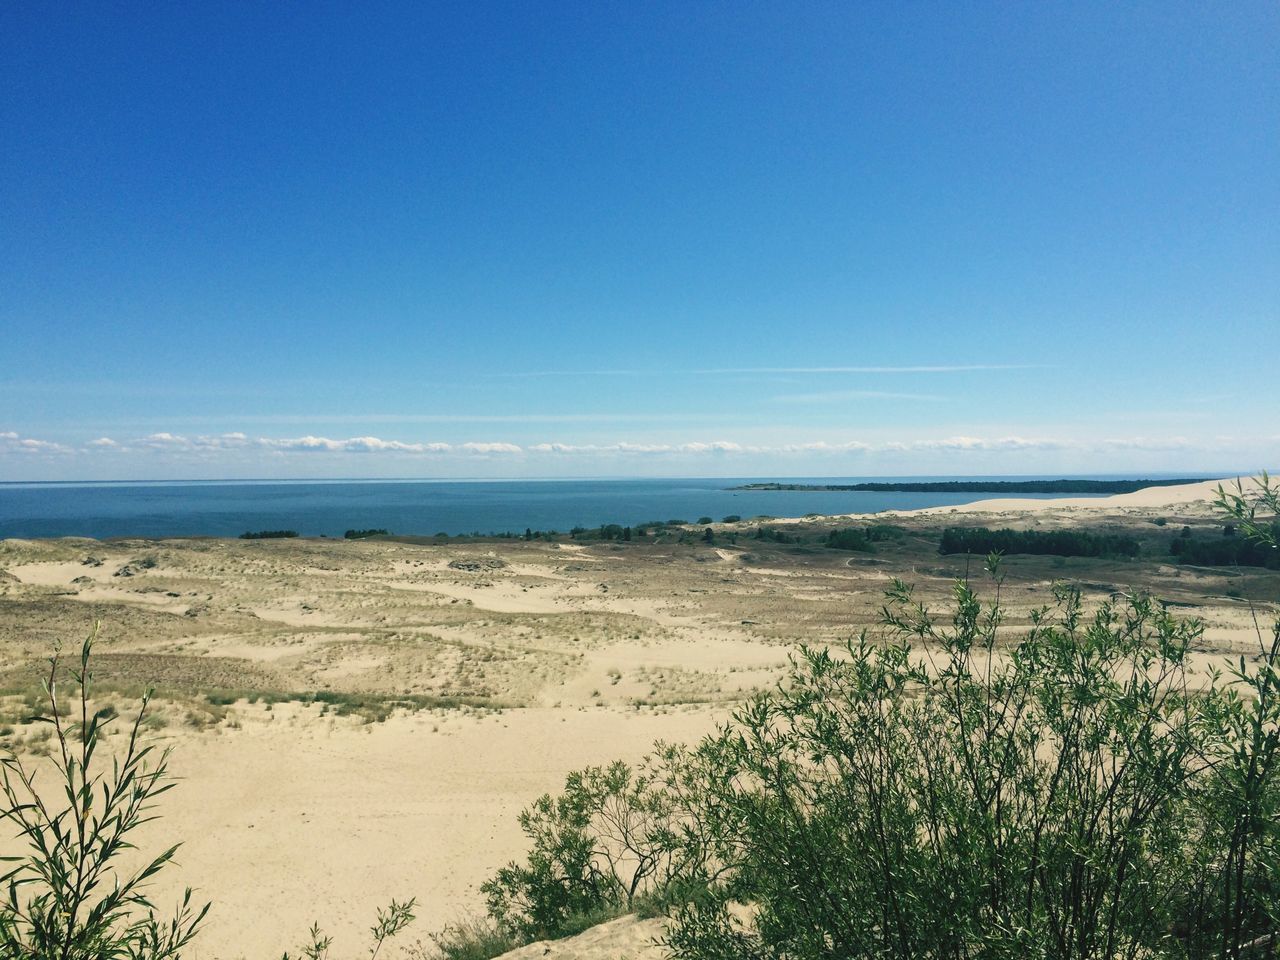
728 478 1211 495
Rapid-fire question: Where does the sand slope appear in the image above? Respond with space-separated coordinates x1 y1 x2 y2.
909 477 1239 515
494 916 667 959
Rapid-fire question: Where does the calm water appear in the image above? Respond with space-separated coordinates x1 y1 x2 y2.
0 477 1117 540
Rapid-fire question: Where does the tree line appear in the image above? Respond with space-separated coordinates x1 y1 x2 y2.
940 526 1141 558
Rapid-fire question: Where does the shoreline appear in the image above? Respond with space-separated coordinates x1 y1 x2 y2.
0 475 1246 543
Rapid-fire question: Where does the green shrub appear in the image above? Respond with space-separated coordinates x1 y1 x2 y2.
824 524 905 552
282 899 414 960
751 527 797 544
0 629 209 959
664 577 1219 958
481 758 700 941
423 916 517 960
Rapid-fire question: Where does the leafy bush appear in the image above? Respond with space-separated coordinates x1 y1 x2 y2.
666 579 1196 957
481 758 703 942
0 630 209 959
239 529 299 539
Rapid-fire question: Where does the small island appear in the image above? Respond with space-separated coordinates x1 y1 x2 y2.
729 478 1210 494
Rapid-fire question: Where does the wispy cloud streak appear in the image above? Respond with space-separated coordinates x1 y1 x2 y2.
773 389 945 403
494 364 1044 378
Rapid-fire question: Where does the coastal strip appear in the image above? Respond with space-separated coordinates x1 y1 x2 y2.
729 478 1210 495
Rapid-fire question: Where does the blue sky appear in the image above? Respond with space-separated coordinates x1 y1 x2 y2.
2 2 1276 481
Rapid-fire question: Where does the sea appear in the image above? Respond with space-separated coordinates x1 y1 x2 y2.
0 476 1160 541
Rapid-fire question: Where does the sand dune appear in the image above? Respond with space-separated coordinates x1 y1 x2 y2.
909 476 1239 515
1 480 1274 957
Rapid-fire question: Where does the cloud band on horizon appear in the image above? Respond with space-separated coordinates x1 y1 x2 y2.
4 429 1273 462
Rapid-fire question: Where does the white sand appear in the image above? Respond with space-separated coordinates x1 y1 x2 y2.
767 477 1246 525
147 705 717 960
495 915 667 959
908 477 1239 515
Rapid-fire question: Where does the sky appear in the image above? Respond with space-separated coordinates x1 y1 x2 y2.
2 2 1277 481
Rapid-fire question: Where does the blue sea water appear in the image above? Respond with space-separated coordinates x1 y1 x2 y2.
0 477 1123 540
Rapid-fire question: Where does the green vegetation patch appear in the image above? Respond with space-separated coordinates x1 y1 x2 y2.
824 524 907 552
1170 523 1280 569
940 525 1140 558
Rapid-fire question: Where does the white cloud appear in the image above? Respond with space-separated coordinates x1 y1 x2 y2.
459 442 523 454
905 436 1065 452
527 440 746 455
260 435 454 454
1097 436 1193 451
0 431 72 454
139 432 190 448
70 432 1259 458
197 432 250 447
679 441 743 454
774 440 875 454
4 429 1275 476
241 435 522 455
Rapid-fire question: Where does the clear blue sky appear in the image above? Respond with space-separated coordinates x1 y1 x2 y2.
2 2 1276 480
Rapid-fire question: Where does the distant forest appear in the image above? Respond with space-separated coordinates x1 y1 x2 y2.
940 526 1141 558
731 478 1209 494
1171 523 1280 570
